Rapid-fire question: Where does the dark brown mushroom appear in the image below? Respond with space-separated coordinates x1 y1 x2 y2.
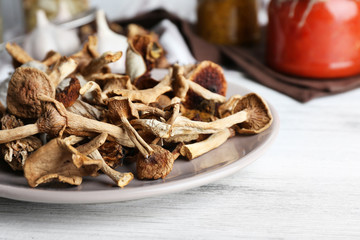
136 143 182 180
7 67 55 119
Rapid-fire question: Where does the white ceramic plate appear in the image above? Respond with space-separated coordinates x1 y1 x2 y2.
0 76 279 204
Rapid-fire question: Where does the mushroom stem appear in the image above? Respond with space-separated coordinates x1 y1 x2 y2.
75 133 134 187
89 150 134 187
132 110 248 138
0 124 39 144
48 58 77 88
133 103 168 118
82 51 123 76
173 111 248 131
111 68 173 105
121 117 153 158
180 128 234 160
76 133 108 155
65 111 134 147
186 80 226 103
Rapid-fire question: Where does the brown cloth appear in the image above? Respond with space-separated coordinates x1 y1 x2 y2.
117 9 360 102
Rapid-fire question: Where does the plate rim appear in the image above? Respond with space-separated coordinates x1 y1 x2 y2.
0 78 280 204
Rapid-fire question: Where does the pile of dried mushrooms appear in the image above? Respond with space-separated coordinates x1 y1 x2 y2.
0 24 272 188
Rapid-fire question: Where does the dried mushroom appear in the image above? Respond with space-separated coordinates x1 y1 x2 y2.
136 144 181 180
1 21 273 189
1 114 42 171
7 67 55 119
110 68 173 105
180 128 235 160
24 137 102 187
230 93 273 134
76 133 133 187
1 97 134 148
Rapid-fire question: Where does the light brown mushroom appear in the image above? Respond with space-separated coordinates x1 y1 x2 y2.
176 61 227 109
76 133 134 187
132 93 272 137
180 128 235 160
0 114 42 171
47 57 77 89
218 94 242 118
70 35 99 73
131 111 247 138
230 93 273 134
88 73 133 90
107 98 153 158
0 102 66 145
23 137 103 187
7 60 77 119
82 51 123 77
110 68 173 105
79 81 107 105
41 50 62 67
0 98 134 147
5 42 34 65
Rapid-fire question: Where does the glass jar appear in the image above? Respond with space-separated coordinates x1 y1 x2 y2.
197 0 260 45
266 0 360 79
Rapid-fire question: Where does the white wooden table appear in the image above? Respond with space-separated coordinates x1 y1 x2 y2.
1 69 359 239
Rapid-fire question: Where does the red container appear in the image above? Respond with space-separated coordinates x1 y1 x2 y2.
266 0 360 78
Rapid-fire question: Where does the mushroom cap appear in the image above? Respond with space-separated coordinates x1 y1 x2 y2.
107 97 139 123
184 61 227 109
232 93 273 134
136 144 174 180
24 138 102 188
7 67 55 119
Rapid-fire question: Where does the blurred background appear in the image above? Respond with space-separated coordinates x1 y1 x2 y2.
0 0 270 43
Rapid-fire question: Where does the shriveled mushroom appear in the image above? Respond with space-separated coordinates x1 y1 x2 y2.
0 102 66 144
5 42 61 68
82 51 123 77
41 50 62 67
70 35 99 73
0 98 134 147
1 114 42 171
176 61 227 109
230 93 273 134
173 63 226 108
7 67 55 118
110 68 173 105
5 42 34 65
88 73 133 90
7 60 77 119
180 128 235 160
47 57 77 89
23 137 103 187
79 81 107 105
131 110 247 138
218 95 242 118
76 133 134 187
98 141 125 168
136 143 182 180
107 98 153 158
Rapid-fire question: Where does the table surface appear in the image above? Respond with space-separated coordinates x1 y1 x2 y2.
0 69 359 239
